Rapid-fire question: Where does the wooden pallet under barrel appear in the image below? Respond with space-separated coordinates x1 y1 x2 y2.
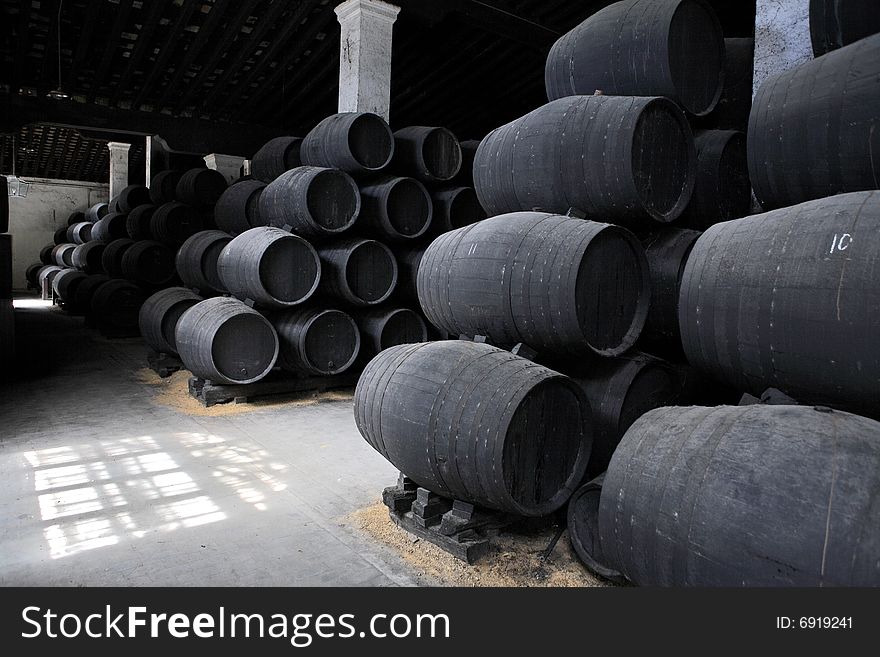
188 370 358 407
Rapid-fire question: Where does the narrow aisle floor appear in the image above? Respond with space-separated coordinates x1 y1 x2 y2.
0 299 420 586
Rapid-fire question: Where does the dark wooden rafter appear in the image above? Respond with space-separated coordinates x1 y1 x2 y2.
89 0 137 102
64 0 105 91
109 0 169 106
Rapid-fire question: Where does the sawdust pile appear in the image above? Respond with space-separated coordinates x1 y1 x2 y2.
134 368 354 417
345 502 607 587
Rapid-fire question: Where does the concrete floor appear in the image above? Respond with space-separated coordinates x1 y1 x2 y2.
0 297 422 586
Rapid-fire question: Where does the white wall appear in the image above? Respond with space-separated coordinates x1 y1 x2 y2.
753 0 813 97
4 177 109 290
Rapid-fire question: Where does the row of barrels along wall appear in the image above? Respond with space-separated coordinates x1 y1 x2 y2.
353 0 880 586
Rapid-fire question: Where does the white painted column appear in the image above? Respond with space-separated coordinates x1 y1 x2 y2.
335 0 400 121
106 142 131 200
204 153 245 184
753 0 812 97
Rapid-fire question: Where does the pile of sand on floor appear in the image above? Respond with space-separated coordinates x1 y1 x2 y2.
134 368 354 417
344 501 608 587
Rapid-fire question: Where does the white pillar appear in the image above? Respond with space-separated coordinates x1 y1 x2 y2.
106 142 131 200
753 0 812 97
335 0 400 121
204 153 245 184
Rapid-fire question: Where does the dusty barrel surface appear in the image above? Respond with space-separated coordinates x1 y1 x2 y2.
355 307 428 357
139 287 203 355
454 139 480 186
151 202 206 245
91 212 129 242
52 268 88 303
354 340 592 516
126 204 157 241
573 353 681 478
251 136 303 183
679 191 880 414
810 0 880 55
271 307 361 375
39 244 55 265
567 475 626 584
545 0 725 116
67 222 93 244
357 176 432 241
218 227 321 308
67 211 85 226
37 265 64 290
175 168 227 206
149 170 183 205
418 212 650 356
100 238 135 278
638 227 701 351
695 38 754 131
72 274 109 310
52 243 77 267
85 202 108 223
318 238 398 307
392 126 462 182
259 167 360 237
91 280 147 328
749 34 880 210
474 95 695 225
121 240 176 286
175 296 279 385
599 405 880 586
176 230 232 295
678 130 749 229
300 112 394 173
117 185 151 213
430 186 486 233
214 180 266 235
53 227 69 245
71 242 106 274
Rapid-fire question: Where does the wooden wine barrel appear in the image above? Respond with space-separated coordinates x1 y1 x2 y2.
214 180 266 235
100 238 135 278
72 274 110 311
453 139 480 186
67 210 86 226
394 248 424 301
175 296 279 385
91 280 147 329
52 268 88 305
259 166 360 238
51 243 76 267
694 38 754 131
108 197 121 214
71 242 106 274
545 0 725 117
355 307 428 357
117 184 151 213
638 227 701 353
749 34 880 210
599 405 880 586
149 170 184 205
67 222 93 244
150 201 206 245
392 126 462 182
91 212 129 242
810 0 880 55
474 95 695 225
300 112 394 173
573 352 681 478
37 265 65 291
679 130 749 229
354 340 592 516
318 238 397 307
679 191 880 415
251 136 303 183
85 202 108 222
39 243 55 265
120 240 176 286
126 204 157 240
25 263 43 288
271 307 361 375
358 176 432 241
175 168 227 206
217 227 321 308
53 226 70 245
418 212 650 356
176 230 231 295
139 287 203 355
567 475 626 584
430 186 486 233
